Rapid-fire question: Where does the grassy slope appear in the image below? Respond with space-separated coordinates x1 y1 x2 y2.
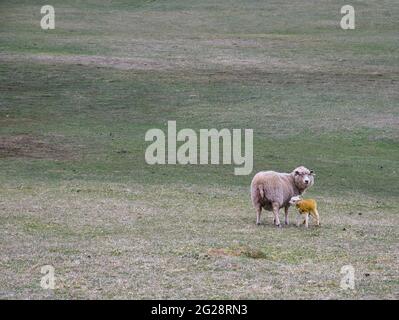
0 0 398 299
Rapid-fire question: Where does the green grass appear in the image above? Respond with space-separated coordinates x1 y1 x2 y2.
0 0 398 299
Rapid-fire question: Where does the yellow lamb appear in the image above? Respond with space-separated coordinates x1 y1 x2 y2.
289 196 320 228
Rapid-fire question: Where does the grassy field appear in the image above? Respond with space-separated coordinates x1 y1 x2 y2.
0 0 398 299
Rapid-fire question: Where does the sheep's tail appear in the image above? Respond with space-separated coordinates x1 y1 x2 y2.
258 186 264 199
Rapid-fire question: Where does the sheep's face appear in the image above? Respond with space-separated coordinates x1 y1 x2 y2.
292 166 315 192
289 196 301 205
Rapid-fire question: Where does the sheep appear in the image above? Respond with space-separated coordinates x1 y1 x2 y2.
251 166 315 227
289 196 320 228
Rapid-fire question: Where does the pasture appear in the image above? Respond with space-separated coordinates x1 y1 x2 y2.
0 0 398 299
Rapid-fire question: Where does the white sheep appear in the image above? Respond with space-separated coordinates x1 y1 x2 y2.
251 166 315 227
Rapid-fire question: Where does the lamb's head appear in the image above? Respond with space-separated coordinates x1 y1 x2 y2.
291 166 315 193
289 195 302 205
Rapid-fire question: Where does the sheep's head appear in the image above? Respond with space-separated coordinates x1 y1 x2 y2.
289 195 302 205
292 166 315 193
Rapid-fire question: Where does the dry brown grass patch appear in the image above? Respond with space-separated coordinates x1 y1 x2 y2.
0 134 76 160
207 246 267 259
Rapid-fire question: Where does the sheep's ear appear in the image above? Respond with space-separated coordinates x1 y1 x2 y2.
310 170 315 176
295 170 300 176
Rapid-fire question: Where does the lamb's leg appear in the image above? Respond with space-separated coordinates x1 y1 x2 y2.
272 202 281 227
296 213 301 227
314 209 320 226
304 213 309 228
284 206 289 225
256 206 262 225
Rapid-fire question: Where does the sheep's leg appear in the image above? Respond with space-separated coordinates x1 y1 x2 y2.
272 202 281 227
304 213 309 228
284 206 289 225
256 206 262 225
